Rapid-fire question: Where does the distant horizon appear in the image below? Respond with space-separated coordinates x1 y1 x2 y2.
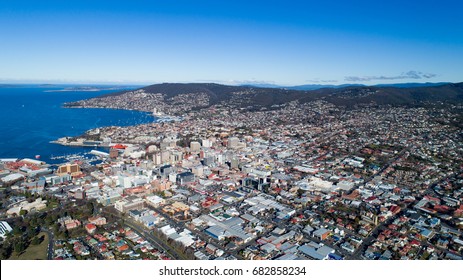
0 79 458 87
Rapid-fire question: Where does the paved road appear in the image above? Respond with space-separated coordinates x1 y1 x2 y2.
125 219 184 260
41 228 54 260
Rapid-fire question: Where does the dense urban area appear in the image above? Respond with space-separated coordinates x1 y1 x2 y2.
1 83 463 260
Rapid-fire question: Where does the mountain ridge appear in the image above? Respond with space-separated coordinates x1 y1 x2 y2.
65 82 463 115
239 82 451 91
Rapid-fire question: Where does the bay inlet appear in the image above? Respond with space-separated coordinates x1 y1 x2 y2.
0 85 155 163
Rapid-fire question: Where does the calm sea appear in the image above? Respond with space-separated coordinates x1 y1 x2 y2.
0 85 155 163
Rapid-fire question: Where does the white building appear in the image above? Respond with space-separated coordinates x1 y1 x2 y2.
190 141 201 152
0 221 13 237
145 195 165 207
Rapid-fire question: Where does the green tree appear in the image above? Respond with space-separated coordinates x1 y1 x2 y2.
12 226 23 236
65 243 73 251
29 215 38 228
45 214 54 226
86 201 95 214
0 244 12 259
53 223 60 235
14 242 25 254
25 227 37 239
31 236 41 245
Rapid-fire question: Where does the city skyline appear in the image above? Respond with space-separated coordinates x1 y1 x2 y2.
1 0 463 85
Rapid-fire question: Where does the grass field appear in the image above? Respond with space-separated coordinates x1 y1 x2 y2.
8 233 49 260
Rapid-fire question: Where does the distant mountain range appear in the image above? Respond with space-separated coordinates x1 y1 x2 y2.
93 82 463 111
242 82 451 90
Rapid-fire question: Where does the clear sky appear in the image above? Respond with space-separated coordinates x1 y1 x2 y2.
0 0 462 85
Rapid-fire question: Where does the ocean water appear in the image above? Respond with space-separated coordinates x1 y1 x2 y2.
0 86 155 163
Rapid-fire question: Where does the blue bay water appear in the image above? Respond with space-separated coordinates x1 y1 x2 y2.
0 86 155 163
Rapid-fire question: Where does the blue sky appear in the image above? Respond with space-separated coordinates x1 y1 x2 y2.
0 0 462 85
